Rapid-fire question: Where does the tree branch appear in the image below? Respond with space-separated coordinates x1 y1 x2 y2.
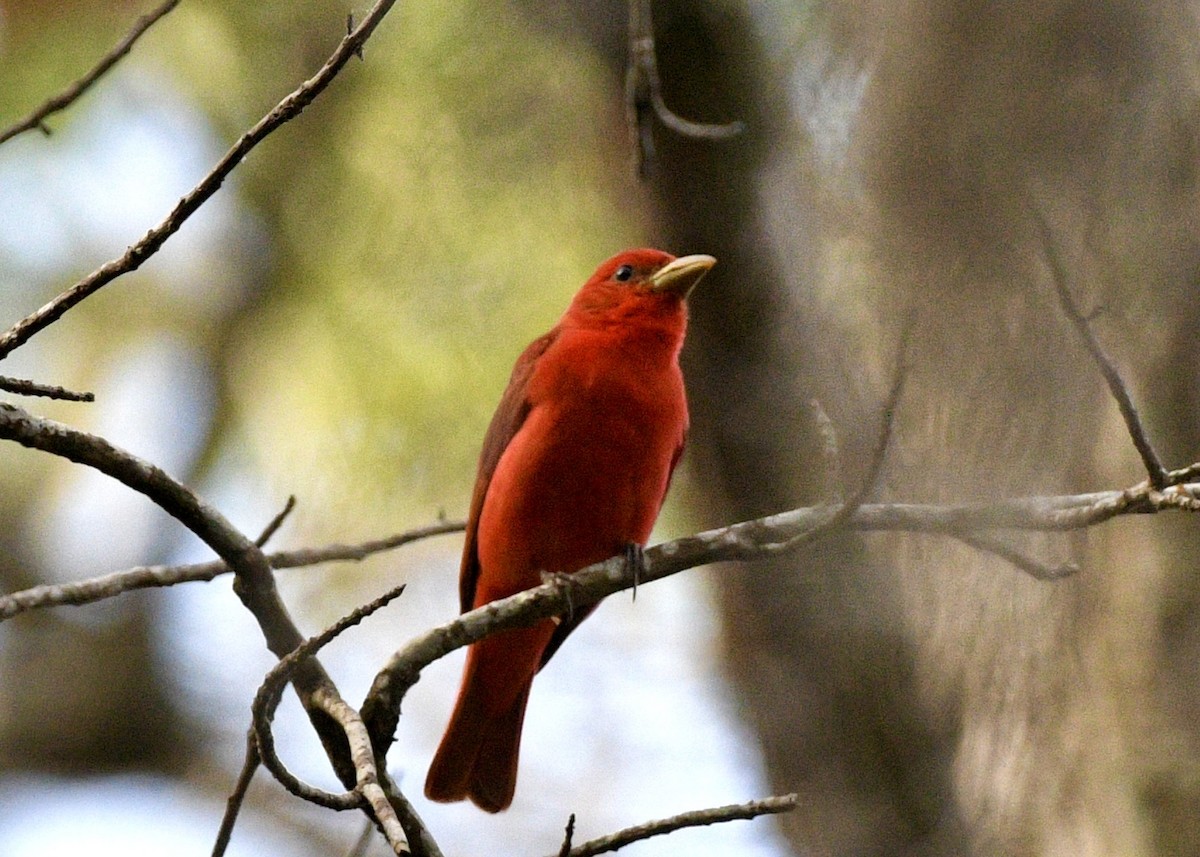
560 794 798 857
0 0 402 361
1033 208 1169 489
948 531 1079 581
250 581 442 857
0 375 94 401
0 520 465 621
360 470 1200 751
0 0 181 146
211 730 262 857
625 0 743 175
0 400 360 785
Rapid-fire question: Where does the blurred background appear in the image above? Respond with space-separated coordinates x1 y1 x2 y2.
1 1 1200 855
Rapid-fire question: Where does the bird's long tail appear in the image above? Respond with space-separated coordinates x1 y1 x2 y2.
424 622 554 812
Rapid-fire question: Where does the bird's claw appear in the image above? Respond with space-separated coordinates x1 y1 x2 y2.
624 542 646 602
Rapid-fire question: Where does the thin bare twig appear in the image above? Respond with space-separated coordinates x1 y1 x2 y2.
0 375 94 402
1033 208 1169 489
557 814 577 857
211 730 262 857
949 531 1079 581
0 0 182 145
759 329 907 557
561 794 798 857
0 0 401 361
256 495 297 547
625 0 743 175
0 520 465 621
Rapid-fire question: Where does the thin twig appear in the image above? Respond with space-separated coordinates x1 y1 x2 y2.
0 375 94 402
561 794 798 857
0 520 465 621
625 0 743 175
557 814 577 857
255 495 297 547
759 329 907 557
1033 207 1169 488
211 730 262 857
0 0 182 145
0 0 401 361
949 531 1079 581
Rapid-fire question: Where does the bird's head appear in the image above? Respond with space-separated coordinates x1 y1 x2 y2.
566 249 716 326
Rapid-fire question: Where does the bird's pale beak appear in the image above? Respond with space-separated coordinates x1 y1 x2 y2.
648 254 716 298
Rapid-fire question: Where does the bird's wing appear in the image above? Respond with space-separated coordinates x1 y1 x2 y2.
458 328 559 613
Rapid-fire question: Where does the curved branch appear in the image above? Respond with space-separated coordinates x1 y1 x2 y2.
624 0 743 175
250 581 443 857
0 401 358 783
0 0 401 360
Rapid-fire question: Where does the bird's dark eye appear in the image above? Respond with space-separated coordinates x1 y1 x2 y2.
614 264 634 282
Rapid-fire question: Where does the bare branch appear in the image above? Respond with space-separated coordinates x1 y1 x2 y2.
762 343 906 557
625 0 743 175
0 520 465 621
211 731 262 857
0 0 181 146
0 400 360 784
560 794 798 857
1033 208 1169 488
0 375 94 402
949 531 1079 581
361 472 1200 750
557 814 577 857
250 581 444 857
0 0 402 361
376 770 443 857
256 495 297 547
252 582 408 811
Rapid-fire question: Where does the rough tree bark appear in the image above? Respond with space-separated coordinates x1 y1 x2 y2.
567 1 1200 854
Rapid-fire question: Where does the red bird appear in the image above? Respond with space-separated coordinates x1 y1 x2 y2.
424 248 715 812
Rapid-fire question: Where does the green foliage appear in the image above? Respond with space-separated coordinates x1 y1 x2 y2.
217 0 644 527
1 0 647 535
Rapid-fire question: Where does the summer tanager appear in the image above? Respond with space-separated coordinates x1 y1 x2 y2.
424 248 715 812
